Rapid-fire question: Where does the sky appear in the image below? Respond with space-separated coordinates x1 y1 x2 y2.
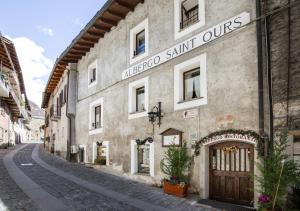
0 0 106 107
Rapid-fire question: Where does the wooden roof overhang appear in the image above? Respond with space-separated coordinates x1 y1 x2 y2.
41 0 144 108
0 35 31 112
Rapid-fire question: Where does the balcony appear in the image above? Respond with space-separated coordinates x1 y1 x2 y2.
0 74 9 97
50 105 61 121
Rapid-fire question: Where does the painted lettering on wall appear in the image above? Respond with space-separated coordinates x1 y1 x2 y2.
122 12 250 80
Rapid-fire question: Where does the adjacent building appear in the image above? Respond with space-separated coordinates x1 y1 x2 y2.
0 35 31 147
41 0 300 208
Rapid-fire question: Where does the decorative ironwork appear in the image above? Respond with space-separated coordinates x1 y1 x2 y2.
135 137 153 145
148 102 164 127
222 146 238 153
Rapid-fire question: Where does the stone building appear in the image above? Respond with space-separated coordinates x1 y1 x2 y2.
41 0 300 207
0 35 31 147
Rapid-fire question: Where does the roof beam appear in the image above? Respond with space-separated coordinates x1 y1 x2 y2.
86 31 104 37
107 9 125 19
93 24 111 32
115 0 134 11
99 17 118 26
81 37 99 43
73 46 90 51
77 42 94 48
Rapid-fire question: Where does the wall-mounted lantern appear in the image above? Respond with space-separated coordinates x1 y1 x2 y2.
148 102 164 127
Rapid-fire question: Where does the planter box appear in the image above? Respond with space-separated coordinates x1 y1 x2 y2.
163 180 188 197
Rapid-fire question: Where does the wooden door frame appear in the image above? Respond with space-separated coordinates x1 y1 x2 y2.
198 139 258 207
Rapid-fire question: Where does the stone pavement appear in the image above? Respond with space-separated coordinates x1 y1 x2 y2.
4 143 216 211
0 145 42 211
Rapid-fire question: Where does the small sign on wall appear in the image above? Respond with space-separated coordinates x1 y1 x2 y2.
183 109 198 119
160 128 183 147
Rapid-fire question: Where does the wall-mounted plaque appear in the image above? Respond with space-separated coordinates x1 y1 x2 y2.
160 128 183 147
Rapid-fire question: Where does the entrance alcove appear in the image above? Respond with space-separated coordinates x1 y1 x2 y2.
197 130 260 208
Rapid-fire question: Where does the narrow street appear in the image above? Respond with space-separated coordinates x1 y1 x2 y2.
0 144 212 211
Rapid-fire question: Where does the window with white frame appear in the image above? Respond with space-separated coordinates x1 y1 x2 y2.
89 98 103 135
174 54 207 110
130 18 149 64
128 77 149 119
88 60 97 88
174 0 205 40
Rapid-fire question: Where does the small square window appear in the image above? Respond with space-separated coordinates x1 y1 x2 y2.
136 86 145 112
180 0 199 30
130 18 148 64
135 30 145 56
183 68 200 101
88 60 97 88
89 68 96 84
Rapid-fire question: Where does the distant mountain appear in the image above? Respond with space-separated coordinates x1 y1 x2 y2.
29 100 44 117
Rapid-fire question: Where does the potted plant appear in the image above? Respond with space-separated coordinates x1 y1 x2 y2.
256 132 300 211
94 156 106 165
160 142 191 197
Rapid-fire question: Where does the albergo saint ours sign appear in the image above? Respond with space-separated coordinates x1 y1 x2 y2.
122 12 250 80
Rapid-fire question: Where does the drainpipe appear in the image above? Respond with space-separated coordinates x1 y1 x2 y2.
66 67 71 161
256 0 264 139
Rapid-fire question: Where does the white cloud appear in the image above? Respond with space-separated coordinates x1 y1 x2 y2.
36 25 54 36
12 37 53 107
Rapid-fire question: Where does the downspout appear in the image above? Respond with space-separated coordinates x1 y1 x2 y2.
66 68 71 161
256 0 264 138
265 6 274 150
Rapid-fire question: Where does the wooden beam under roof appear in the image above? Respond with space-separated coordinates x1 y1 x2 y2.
86 31 104 38
81 37 99 43
93 24 111 32
73 46 90 51
115 0 135 11
98 17 118 26
107 9 126 19
77 42 94 48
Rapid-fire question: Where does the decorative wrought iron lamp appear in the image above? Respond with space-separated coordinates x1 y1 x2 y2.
147 102 164 127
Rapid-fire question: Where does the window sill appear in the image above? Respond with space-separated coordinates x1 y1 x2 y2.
178 97 203 104
128 110 148 120
129 110 146 115
89 127 103 135
130 51 148 65
88 81 97 89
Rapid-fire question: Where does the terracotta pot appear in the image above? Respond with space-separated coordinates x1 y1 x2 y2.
163 180 188 197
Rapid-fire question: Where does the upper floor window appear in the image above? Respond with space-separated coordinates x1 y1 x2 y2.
130 18 149 64
135 30 145 56
183 67 200 101
128 77 149 119
89 97 103 135
136 86 145 112
88 60 97 88
174 0 205 40
174 54 207 110
94 105 101 129
181 0 199 29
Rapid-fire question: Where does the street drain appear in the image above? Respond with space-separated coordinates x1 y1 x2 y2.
20 163 33 166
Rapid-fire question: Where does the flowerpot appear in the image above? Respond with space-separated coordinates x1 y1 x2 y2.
163 180 188 197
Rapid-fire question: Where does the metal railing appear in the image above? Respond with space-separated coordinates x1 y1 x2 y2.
50 105 61 120
180 6 199 29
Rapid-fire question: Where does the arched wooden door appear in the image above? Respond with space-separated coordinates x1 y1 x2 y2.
209 142 254 206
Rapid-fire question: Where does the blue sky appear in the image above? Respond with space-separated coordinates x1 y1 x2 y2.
0 0 106 106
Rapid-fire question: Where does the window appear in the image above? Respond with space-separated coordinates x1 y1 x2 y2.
136 87 145 112
174 54 207 110
180 0 199 29
128 77 149 119
89 98 103 135
174 0 205 40
130 18 149 64
94 105 101 129
135 30 145 56
183 68 200 101
88 60 97 88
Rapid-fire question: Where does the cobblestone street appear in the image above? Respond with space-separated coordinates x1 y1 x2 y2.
0 144 216 211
